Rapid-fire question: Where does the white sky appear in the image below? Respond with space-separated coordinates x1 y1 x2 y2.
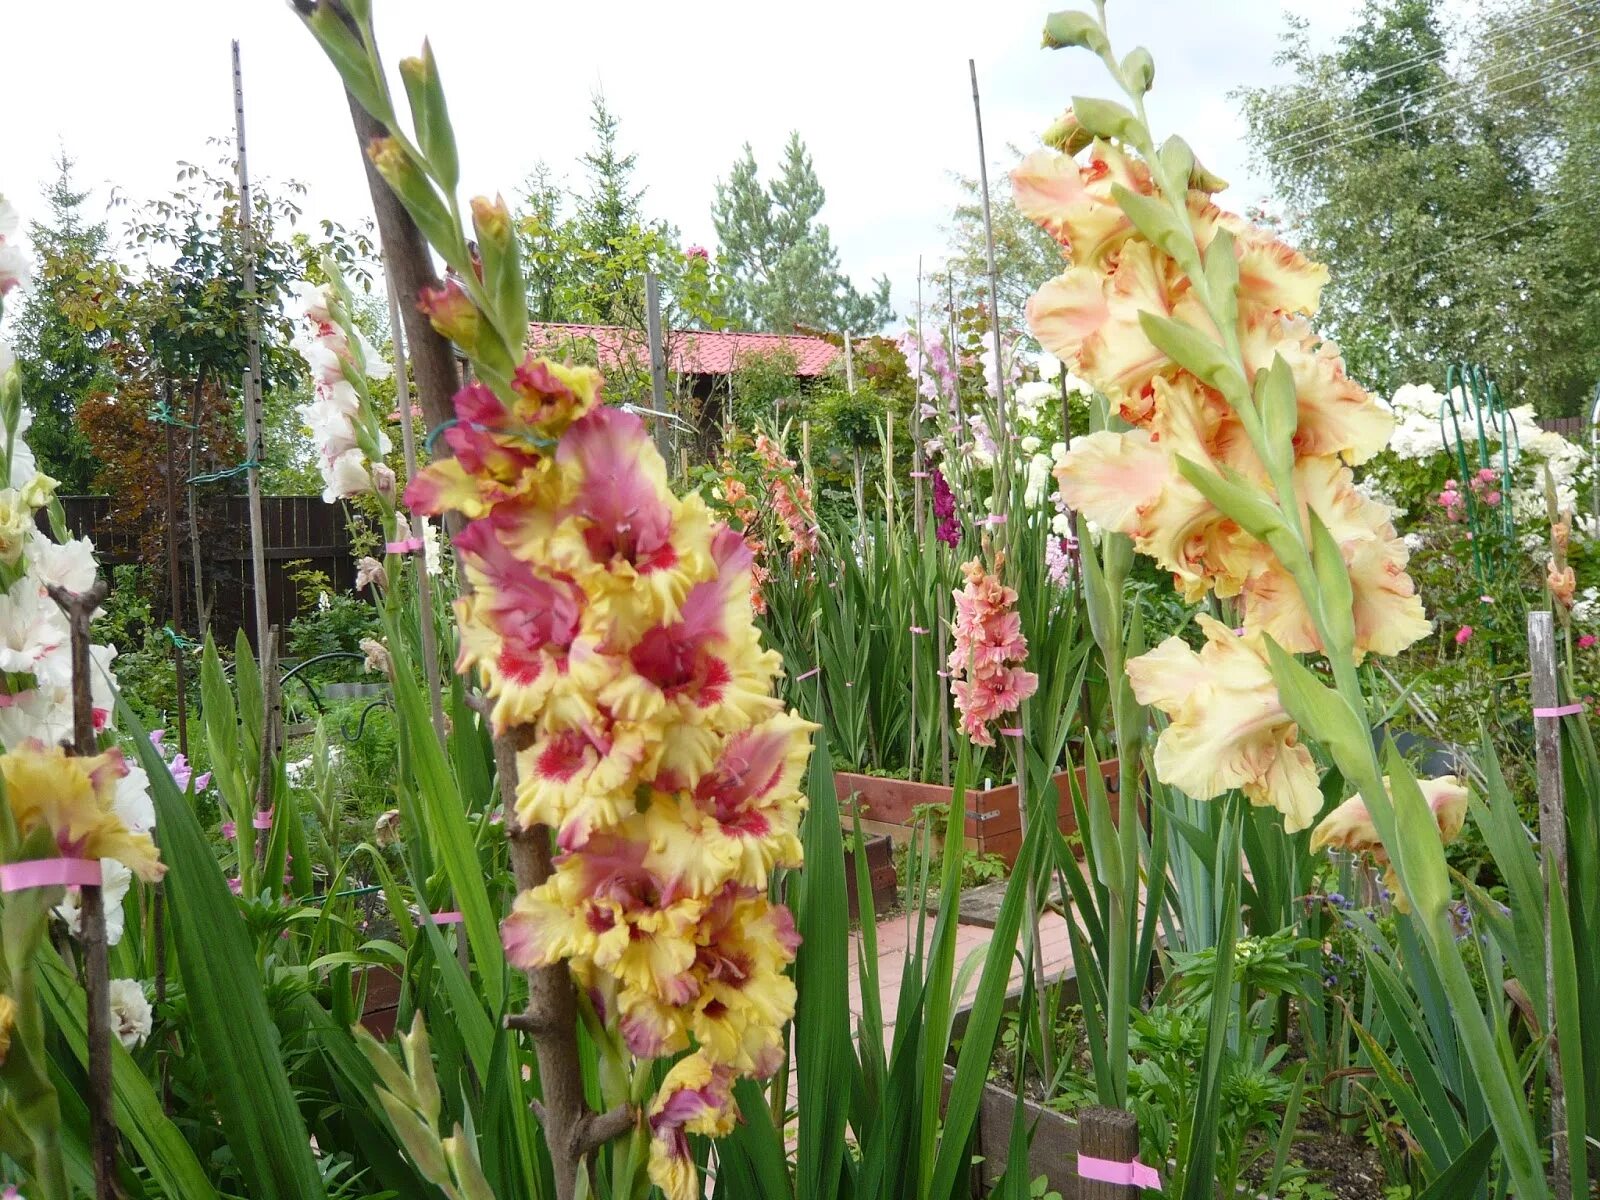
2 0 1376 323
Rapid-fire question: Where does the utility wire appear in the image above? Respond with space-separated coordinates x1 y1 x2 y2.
1372 188 1597 281
1268 0 1596 129
1270 24 1600 166
1273 42 1600 170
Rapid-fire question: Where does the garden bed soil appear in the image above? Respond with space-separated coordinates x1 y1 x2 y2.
836 761 1123 866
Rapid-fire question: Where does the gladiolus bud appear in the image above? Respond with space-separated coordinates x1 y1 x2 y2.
1041 108 1093 155
418 279 481 354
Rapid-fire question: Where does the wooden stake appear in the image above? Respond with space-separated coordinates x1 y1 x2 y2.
1528 609 1572 1200
1078 1106 1142 1200
49 582 117 1200
230 41 271 660
385 262 447 743
645 272 672 467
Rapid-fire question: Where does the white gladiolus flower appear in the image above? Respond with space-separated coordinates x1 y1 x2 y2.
25 535 99 594
114 761 156 836
57 859 134 947
1024 453 1054 508
0 196 29 297
108 978 152 1048
0 582 68 675
322 447 372 503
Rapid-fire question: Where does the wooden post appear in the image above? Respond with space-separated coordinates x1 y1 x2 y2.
49 582 116 1200
385 262 447 743
255 628 280 868
843 329 856 393
645 271 671 466
1078 1106 1142 1200
1528 609 1572 1200
231 41 271 659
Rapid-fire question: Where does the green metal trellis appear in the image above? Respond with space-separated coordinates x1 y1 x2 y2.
1439 362 1519 587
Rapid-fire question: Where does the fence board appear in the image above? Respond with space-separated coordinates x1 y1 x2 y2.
52 495 358 650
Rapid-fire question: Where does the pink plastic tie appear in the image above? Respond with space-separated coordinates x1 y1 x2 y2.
253 810 275 830
1077 1153 1160 1189
0 690 35 709
998 726 1024 738
385 537 424 554
795 666 820 682
982 513 1008 526
1 858 102 891
425 910 464 925
1534 703 1585 718
909 625 930 635
909 470 931 478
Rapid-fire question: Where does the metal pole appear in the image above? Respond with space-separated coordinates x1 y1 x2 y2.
971 55 1052 1082
385 262 447 743
231 40 271 658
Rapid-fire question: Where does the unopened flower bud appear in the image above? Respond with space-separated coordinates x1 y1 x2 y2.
417 279 480 355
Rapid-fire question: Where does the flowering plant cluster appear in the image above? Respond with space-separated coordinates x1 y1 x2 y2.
408 343 813 1195
0 194 161 941
752 432 818 568
948 554 1038 746
1018 114 1439 833
290 270 395 505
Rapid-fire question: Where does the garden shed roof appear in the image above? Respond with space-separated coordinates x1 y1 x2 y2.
526 323 842 377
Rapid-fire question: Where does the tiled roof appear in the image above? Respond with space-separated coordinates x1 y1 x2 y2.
526 323 841 377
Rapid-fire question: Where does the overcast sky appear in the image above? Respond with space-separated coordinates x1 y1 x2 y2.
3 0 1381 324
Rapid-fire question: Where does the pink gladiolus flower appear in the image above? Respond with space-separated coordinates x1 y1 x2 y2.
1455 625 1473 645
948 557 1039 746
1580 635 1597 650
221 820 236 839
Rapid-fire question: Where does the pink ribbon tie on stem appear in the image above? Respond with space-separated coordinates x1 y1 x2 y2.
909 625 929 635
1 857 103 892
795 666 820 682
385 536 424 554
1077 1153 1160 1189
1534 702 1585 717
253 810 275 830
998 726 1024 738
425 910 464 925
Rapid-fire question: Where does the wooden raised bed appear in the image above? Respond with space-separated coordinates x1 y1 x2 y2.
843 833 898 920
835 761 1123 867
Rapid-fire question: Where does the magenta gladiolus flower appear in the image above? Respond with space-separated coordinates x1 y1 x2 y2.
1455 625 1473 645
932 469 961 547
1580 634 1597 649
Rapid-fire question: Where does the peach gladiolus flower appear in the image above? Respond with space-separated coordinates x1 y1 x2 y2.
1549 559 1577 607
1126 616 1323 832
1311 775 1469 911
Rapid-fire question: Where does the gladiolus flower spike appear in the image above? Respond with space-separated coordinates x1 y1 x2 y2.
410 350 814 1199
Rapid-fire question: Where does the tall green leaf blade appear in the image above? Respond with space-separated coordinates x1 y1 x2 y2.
125 700 328 1200
36 949 218 1199
794 730 850 1200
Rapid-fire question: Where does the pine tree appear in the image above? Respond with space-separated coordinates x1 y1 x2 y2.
13 152 117 493
573 91 645 322
712 133 893 334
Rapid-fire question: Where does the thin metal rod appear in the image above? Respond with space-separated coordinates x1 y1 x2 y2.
231 41 271 659
971 55 1052 1082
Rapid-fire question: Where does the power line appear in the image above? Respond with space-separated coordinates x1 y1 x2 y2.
1372 189 1597 281
1275 37 1600 169
1268 0 1597 133
1269 23 1600 166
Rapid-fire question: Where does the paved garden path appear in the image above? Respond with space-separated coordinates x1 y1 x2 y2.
846 907 1078 1040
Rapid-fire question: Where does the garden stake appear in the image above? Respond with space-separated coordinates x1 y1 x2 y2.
645 271 672 466
230 41 273 661
384 261 447 743
1078 1106 1144 1199
970 55 1054 1083
48 581 118 1200
157 376 188 1020
1528 609 1572 1200
254 629 279 867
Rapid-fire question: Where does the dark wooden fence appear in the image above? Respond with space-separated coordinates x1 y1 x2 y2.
57 495 357 649
1538 416 1586 439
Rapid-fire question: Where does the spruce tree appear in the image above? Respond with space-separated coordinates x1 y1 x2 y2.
13 152 116 493
712 133 892 334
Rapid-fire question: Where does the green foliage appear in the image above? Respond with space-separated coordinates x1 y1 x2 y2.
1238 0 1600 414
11 152 114 492
712 133 893 333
